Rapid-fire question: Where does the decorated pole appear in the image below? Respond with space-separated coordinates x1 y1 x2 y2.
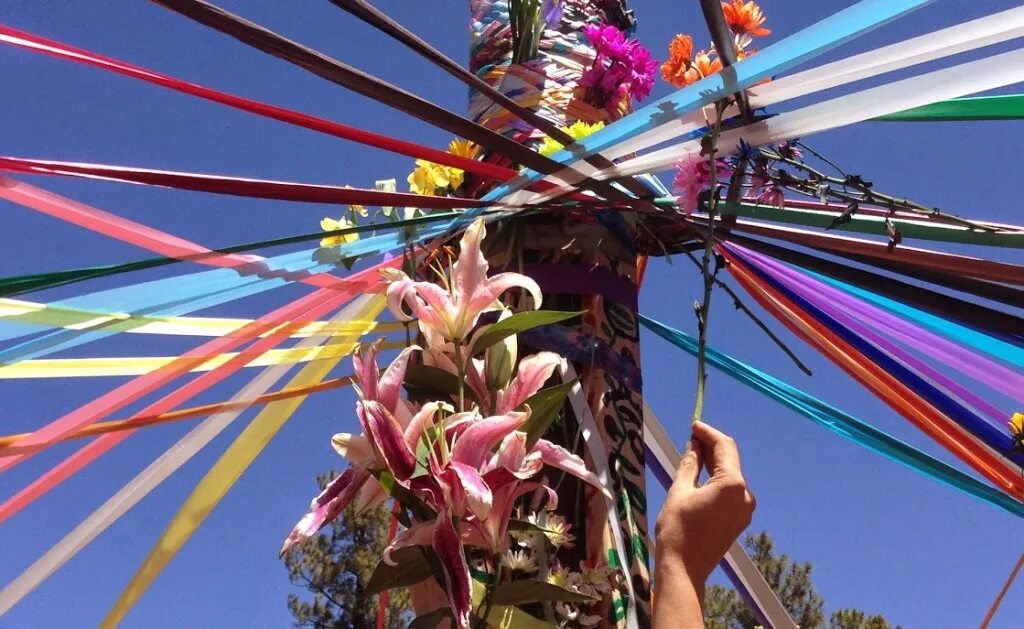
467 2 653 625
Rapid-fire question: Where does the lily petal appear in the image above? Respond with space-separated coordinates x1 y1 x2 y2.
404 401 442 450
330 433 374 466
497 351 564 413
448 461 494 521
450 410 530 469
378 344 420 412
281 467 369 555
534 439 612 498
433 512 472 628
358 400 417 480
352 338 382 399
452 218 490 318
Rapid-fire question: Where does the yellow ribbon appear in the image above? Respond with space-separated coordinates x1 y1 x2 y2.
102 295 386 627
0 341 404 379
0 297 403 338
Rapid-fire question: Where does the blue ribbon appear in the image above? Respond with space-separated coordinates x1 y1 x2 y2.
640 314 1024 520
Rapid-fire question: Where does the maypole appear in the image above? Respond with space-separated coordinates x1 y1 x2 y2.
467 1 651 625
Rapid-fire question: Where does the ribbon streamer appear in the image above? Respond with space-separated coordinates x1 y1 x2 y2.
100 295 383 627
0 296 381 619
638 315 1024 519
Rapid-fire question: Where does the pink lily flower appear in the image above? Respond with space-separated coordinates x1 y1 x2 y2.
281 345 436 553
382 218 542 342
380 410 611 626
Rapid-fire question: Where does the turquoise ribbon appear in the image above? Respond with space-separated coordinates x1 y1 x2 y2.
806 271 1024 369
639 314 1024 520
0 222 452 362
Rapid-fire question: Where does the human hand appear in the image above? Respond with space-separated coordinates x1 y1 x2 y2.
655 420 756 589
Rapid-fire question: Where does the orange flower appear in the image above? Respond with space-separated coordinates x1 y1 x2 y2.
722 0 771 37
661 34 723 88
693 50 723 78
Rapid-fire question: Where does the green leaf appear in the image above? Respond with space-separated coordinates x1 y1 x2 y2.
371 469 436 521
470 580 550 629
491 579 599 605
403 364 479 404
408 607 451 629
470 310 584 356
518 380 577 448
364 545 434 595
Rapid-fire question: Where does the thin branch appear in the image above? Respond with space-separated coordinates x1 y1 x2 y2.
682 249 813 376
692 100 728 423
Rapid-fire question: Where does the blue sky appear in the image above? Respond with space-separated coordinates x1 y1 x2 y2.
0 0 1021 626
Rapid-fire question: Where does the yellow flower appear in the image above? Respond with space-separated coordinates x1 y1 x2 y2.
407 159 451 196
1010 412 1024 436
447 138 480 160
341 186 368 217
538 120 605 156
319 216 359 247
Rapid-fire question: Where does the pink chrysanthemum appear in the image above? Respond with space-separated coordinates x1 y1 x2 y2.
673 154 733 213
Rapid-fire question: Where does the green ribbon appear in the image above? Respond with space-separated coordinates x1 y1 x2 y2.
0 211 459 298
873 94 1024 122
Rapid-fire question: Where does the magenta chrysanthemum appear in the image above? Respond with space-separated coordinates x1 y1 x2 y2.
580 24 657 113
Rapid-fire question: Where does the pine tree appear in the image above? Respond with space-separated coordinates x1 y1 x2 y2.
283 472 412 629
704 532 897 629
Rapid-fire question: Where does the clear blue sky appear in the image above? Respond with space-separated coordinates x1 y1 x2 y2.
0 1 1021 627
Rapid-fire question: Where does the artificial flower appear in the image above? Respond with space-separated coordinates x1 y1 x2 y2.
538 120 606 157
755 182 785 208
722 0 771 38
319 216 358 247
661 34 723 88
382 218 543 342
1010 412 1024 436
407 159 451 196
673 154 733 213
502 549 539 573
580 23 657 112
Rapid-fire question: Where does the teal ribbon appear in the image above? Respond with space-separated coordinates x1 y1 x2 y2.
639 314 1024 519
805 271 1024 369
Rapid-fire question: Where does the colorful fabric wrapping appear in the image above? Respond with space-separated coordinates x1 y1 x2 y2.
721 235 1024 344
0 278 374 523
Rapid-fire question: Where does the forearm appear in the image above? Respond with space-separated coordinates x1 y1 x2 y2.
652 549 706 628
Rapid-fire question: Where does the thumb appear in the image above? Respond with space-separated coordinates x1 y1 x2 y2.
673 438 702 489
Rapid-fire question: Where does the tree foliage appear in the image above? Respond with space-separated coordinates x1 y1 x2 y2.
704 532 898 629
283 472 412 629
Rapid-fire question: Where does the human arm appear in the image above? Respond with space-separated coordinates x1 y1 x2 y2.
652 421 756 628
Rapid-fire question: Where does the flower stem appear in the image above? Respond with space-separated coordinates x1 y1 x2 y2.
455 342 466 413
476 554 502 629
692 101 727 424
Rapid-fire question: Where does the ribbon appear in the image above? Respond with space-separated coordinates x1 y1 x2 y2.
638 315 1024 519
720 250 1024 498
0 296 380 619
100 295 383 627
